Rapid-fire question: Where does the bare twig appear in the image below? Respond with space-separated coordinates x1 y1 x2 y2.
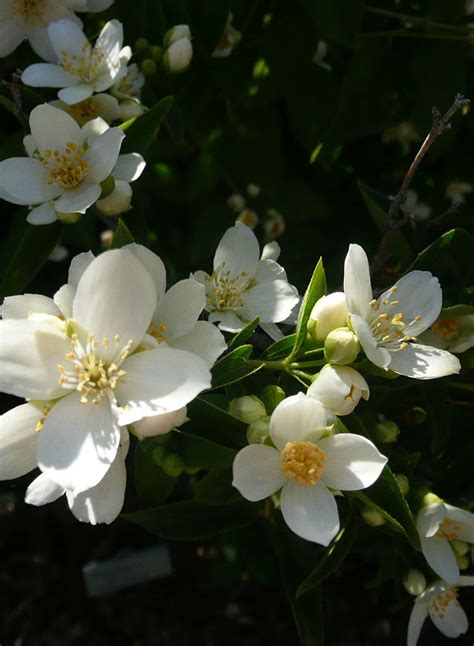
1 69 27 129
370 93 470 278
424 201 463 230
364 6 472 34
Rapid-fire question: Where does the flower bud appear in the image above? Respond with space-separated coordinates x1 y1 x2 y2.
48 245 68 263
228 396 266 424
260 385 285 414
163 38 193 74
452 540 470 557
135 37 149 51
133 407 188 437
99 174 115 199
260 241 280 262
361 508 386 527
457 554 470 570
227 193 246 212
395 474 410 496
164 25 191 48
95 181 133 216
56 211 81 224
150 45 163 61
237 208 258 229
324 327 360 365
405 405 427 425
373 419 400 444
162 453 185 477
141 58 157 76
420 491 443 508
247 416 270 444
152 445 168 465
308 365 369 416
120 99 145 122
247 183 261 197
403 569 426 596
309 292 348 342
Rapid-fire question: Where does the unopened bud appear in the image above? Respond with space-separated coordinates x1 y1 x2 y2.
99 174 115 199
56 211 81 224
403 569 426 596
228 396 266 424
260 385 285 414
120 99 145 122
406 405 427 425
420 491 443 508
452 540 470 557
395 474 410 496
133 407 188 437
361 508 386 527
237 208 258 229
324 327 360 365
308 365 369 416
150 45 163 61
457 554 470 570
247 183 261 197
309 292 348 342
141 58 157 76
96 181 133 216
163 38 193 74
164 25 191 48
152 445 168 466
373 419 400 444
135 37 149 51
227 193 246 212
100 229 114 249
162 453 185 477
247 416 270 444
260 241 280 262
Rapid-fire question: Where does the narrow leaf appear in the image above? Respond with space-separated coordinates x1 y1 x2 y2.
120 96 174 155
289 259 326 361
111 219 135 248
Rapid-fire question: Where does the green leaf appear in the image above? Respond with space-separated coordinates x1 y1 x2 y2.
134 443 175 507
185 396 247 449
296 517 358 597
173 429 236 469
289 259 326 361
211 344 263 388
194 469 241 506
110 219 135 248
228 317 260 349
261 334 296 360
439 304 474 319
357 180 412 266
120 96 174 155
0 222 62 297
123 499 253 540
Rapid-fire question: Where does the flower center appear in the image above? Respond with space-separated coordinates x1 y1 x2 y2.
205 263 255 312
148 323 167 343
57 333 132 404
368 286 420 350
60 43 105 83
40 142 89 189
432 318 461 341
428 587 460 619
280 441 325 486
436 517 461 541
14 0 46 24
61 98 100 127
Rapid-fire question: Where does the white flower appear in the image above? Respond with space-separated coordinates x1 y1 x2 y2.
111 63 145 101
407 577 474 646
50 93 121 126
212 13 241 58
192 223 299 339
0 104 125 224
132 407 188 438
401 190 432 222
309 292 348 341
232 393 387 545
0 247 212 499
343 244 461 379
312 40 332 72
22 19 131 105
163 37 193 74
308 365 369 416
416 502 474 584
420 314 474 354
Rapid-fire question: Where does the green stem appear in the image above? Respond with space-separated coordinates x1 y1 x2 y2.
290 359 326 370
247 359 288 372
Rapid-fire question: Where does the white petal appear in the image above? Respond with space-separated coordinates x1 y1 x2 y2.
417 503 446 538
54 183 101 213
232 444 285 501
67 448 126 524
48 19 89 63
420 535 459 584
0 20 24 57
28 26 57 63
259 322 284 341
407 600 429 646
444 504 474 542
214 223 260 278
133 407 188 437
242 279 299 323
27 201 58 225
91 93 121 122
261 241 281 262
343 244 373 318
429 595 468 638
0 158 62 204
459 576 474 587
72 248 157 360
0 404 42 479
270 394 328 450
255 259 286 282
22 64 75 88
171 320 227 368
307 365 370 416
156 279 205 339
68 250 95 287
1 294 60 319
112 153 146 182
209 310 246 333
387 344 461 379
84 127 124 182
0 319 69 400
351 314 391 369
280 480 339 545
25 473 65 506
38 393 120 494
125 243 166 303
318 434 387 491
29 104 82 155
81 116 109 140
53 284 75 318
94 20 123 70
58 84 93 105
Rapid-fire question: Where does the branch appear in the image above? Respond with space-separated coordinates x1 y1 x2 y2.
1 69 27 130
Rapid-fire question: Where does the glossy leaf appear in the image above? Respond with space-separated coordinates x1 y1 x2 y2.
120 96 174 155
173 429 236 470
110 219 135 249
194 469 241 506
211 344 263 388
289 259 326 361
134 442 175 508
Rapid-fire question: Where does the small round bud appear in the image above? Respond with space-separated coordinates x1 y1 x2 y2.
260 385 285 414
395 474 410 496
246 183 261 197
96 181 133 216
163 38 193 74
120 99 145 122
457 554 470 570
228 395 266 424
164 24 191 48
135 37 149 51
48 245 68 263
152 445 168 465
227 193 246 212
150 45 163 61
361 508 386 527
162 453 185 477
403 569 426 596
324 327 360 365
420 492 443 508
141 58 157 76
452 540 470 557
56 211 81 224
309 292 348 342
373 419 400 444
99 174 115 199
237 208 258 229
406 406 427 425
308 365 369 416
100 229 114 249
247 416 270 444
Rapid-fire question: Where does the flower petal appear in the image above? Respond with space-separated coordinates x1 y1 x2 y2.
72 248 157 360
351 313 391 369
407 600 429 646
387 343 461 379
25 473 65 506
27 201 58 225
0 20 24 58
242 279 299 323
307 365 370 416
444 504 474 542
84 127 125 182
416 503 446 538
1 294 60 319
38 393 120 494
171 320 227 368
280 480 339 545
30 104 82 155
0 319 69 400
22 64 75 88
259 322 284 341
48 19 89 63
0 403 42 479
112 153 146 182
68 250 95 287
114 348 211 425
318 434 387 491
420 535 459 584
428 593 468 638
0 158 62 204
156 279 205 339
133 407 188 437
270 393 328 450
54 183 101 213
232 444 285 501
58 84 93 105
125 243 166 303
209 310 246 333
343 244 373 318
255 259 286 282
94 20 123 71
214 223 260 278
